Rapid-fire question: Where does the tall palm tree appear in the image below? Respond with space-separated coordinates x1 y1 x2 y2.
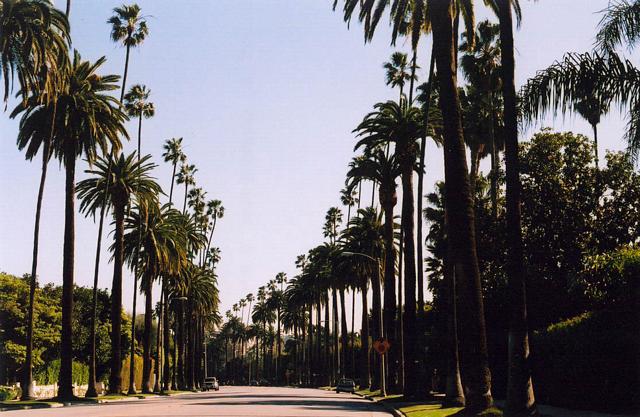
493 1 537 415
346 148 402 390
5 0 70 400
430 1 493 412
176 162 197 214
123 203 188 394
204 199 224 261
354 99 423 396
1 0 70 103
162 137 186 204
22 51 127 400
78 152 161 394
123 82 155 394
383 51 416 100
108 3 148 103
460 19 502 212
124 84 154 156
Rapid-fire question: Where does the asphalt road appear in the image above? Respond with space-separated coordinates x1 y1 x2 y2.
6 386 393 417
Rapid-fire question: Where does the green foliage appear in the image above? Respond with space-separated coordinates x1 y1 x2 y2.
0 273 61 384
0 272 131 385
532 310 638 411
0 386 19 401
120 354 154 392
33 359 89 385
577 245 640 308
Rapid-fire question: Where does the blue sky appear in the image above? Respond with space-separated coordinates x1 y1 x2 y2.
0 0 630 319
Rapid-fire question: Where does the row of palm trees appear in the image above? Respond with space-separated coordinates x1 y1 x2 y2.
1 0 223 400
214 1 639 416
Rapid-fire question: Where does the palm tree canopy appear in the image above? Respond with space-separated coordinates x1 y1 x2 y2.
162 137 186 165
107 3 148 48
595 0 640 52
11 50 127 163
124 83 154 119
77 152 162 216
383 51 416 92
0 0 70 102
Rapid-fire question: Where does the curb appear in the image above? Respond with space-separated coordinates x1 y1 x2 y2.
352 391 407 417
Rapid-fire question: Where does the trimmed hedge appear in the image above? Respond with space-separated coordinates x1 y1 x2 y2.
532 310 638 412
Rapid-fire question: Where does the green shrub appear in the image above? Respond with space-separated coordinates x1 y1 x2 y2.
532 310 638 412
576 245 640 308
34 359 89 386
0 386 19 401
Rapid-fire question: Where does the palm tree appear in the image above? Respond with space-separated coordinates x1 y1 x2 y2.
108 3 148 102
78 152 161 394
122 82 155 394
520 0 640 160
383 51 415 100
341 208 385 390
354 99 423 396
123 203 188 394
493 1 537 415
460 19 502 212
162 137 186 204
1 0 70 103
176 162 197 214
20 51 126 400
204 199 224 260
5 0 70 400
124 84 154 156
430 1 493 411
346 148 402 390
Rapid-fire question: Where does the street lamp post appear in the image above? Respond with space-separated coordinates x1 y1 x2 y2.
342 251 386 397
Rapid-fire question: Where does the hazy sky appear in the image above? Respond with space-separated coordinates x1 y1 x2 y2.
0 1 630 320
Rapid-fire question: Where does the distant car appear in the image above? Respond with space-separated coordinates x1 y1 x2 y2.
336 378 356 393
249 380 259 386
204 377 219 391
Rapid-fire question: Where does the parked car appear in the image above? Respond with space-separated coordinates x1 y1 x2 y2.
249 380 259 386
336 378 356 393
204 377 219 391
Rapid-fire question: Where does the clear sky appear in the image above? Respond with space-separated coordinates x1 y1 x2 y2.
0 1 630 320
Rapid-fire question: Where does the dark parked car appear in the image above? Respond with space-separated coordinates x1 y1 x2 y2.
204 377 219 391
249 380 259 386
336 378 356 393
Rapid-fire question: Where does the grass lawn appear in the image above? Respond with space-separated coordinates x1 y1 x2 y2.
398 403 503 417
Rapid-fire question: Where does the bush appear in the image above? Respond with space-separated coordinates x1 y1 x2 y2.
0 386 19 401
576 245 640 309
532 310 638 412
34 359 89 386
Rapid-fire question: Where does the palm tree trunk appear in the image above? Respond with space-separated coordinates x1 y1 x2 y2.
58 143 76 401
323 294 330 385
592 123 599 170
109 202 126 394
183 183 188 214
177 301 185 389
444 206 465 406
86 202 107 398
431 1 493 412
399 153 419 398
276 307 281 384
21 135 52 401
497 1 538 415
382 198 397 391
397 226 404 392
163 284 171 391
469 145 480 194
128 271 139 394
489 93 498 219
332 289 339 386
142 274 153 393
408 48 418 103
120 45 131 104
350 289 356 379
360 285 371 389
339 288 348 378
169 162 177 205
417 49 436 327
307 304 313 385
370 263 383 392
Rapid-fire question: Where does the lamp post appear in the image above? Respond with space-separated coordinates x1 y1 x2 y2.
342 251 386 397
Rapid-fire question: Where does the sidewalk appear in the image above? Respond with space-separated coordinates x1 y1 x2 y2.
0 390 195 411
